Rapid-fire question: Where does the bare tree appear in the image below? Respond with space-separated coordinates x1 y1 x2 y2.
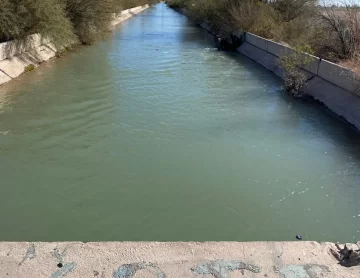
318 1 360 59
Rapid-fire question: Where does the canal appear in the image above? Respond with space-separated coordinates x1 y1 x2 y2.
0 3 359 242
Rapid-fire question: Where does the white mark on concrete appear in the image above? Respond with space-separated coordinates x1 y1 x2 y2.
19 243 36 265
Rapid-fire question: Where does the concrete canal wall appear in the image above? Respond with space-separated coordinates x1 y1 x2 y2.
0 241 359 277
195 16 360 131
237 33 360 131
0 5 149 87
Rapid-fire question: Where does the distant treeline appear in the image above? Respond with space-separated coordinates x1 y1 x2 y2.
0 0 158 45
167 0 360 64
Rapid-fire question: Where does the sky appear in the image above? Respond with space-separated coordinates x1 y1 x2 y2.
322 0 360 5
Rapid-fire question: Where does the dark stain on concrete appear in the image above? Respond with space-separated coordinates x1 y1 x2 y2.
304 264 331 278
19 243 36 265
280 264 331 278
113 262 166 278
50 262 76 278
191 260 261 278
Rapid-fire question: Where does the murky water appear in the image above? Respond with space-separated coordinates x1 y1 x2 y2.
0 4 359 242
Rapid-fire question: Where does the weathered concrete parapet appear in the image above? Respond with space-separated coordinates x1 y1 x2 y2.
245 33 268 52
111 5 149 27
318 60 360 93
0 241 359 277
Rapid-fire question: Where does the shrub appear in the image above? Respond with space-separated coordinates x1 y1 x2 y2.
24 64 36 73
62 0 116 45
278 45 315 97
272 0 317 22
166 0 189 9
212 0 277 39
0 0 76 46
0 0 156 47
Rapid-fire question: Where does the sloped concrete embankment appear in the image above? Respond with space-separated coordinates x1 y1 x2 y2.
0 241 359 277
0 5 149 86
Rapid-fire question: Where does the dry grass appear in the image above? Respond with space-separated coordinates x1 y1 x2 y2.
316 5 360 60
340 56 360 76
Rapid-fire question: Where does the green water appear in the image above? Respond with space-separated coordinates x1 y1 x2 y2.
0 4 359 242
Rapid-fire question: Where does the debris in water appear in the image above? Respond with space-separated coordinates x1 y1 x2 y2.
296 235 302 240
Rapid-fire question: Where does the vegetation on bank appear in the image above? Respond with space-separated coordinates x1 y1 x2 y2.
0 0 157 46
167 0 360 95
167 0 360 63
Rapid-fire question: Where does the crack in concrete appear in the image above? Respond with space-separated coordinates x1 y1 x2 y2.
191 259 261 278
0 69 12 79
19 243 36 266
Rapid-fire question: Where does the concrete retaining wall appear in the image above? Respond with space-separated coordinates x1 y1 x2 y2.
111 5 149 27
0 241 359 277
174 6 360 130
178 6 360 131
237 32 360 130
0 5 149 86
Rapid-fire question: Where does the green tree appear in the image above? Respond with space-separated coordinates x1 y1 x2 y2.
0 0 76 46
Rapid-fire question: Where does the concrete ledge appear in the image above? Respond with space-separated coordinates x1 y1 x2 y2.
306 76 360 129
302 54 320 76
245 33 268 51
238 33 360 130
0 57 33 79
267 40 291 57
244 33 360 94
112 5 149 27
0 241 358 277
266 40 320 75
200 22 212 33
0 71 12 84
318 59 359 93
